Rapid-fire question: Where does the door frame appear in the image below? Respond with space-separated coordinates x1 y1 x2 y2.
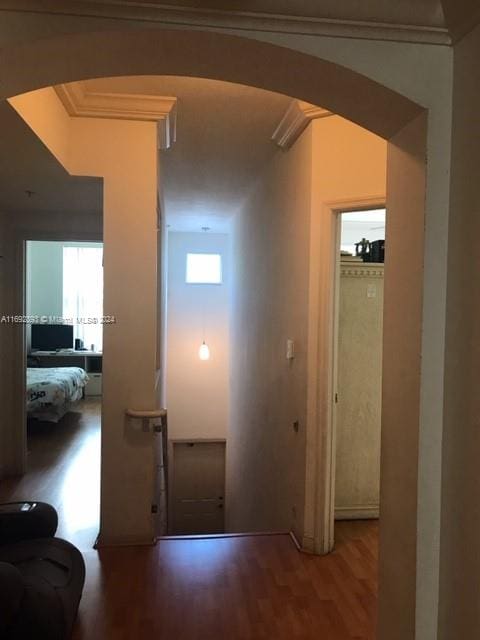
15 230 103 474
308 195 386 555
330 201 387 544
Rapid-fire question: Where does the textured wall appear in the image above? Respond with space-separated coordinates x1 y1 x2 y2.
335 262 384 518
228 126 313 537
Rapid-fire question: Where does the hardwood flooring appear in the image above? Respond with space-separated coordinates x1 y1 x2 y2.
73 521 378 640
0 398 101 550
0 400 378 639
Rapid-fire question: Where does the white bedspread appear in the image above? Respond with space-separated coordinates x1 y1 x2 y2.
27 367 89 422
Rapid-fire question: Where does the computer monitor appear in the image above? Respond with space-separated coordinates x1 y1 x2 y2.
31 324 74 351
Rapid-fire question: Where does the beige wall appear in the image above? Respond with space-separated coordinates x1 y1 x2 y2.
228 125 313 536
379 113 427 640
228 116 386 539
304 116 386 550
166 231 230 440
7 92 161 545
70 117 160 544
439 21 480 640
310 116 387 201
8 88 71 168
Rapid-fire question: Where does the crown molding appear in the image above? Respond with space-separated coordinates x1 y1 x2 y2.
55 82 177 149
272 100 332 150
0 1 452 46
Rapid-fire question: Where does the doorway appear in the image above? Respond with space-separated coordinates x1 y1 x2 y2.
333 208 386 539
3 239 104 550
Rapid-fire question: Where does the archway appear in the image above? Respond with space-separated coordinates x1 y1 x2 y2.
0 27 427 640
0 29 422 135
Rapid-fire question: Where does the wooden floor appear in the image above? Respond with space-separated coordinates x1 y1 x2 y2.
0 398 101 550
0 401 378 639
73 521 378 640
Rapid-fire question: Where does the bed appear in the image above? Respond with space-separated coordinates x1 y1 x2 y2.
27 367 89 422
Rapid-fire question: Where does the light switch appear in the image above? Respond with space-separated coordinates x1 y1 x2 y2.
286 339 295 360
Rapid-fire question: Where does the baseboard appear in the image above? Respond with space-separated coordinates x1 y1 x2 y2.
158 530 289 541
334 505 379 520
300 535 316 553
95 534 155 548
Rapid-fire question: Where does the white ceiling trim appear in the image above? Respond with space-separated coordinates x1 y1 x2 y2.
55 82 177 149
272 100 331 150
0 1 452 45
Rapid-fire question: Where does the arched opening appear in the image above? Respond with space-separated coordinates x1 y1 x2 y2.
0 28 427 640
0 29 422 134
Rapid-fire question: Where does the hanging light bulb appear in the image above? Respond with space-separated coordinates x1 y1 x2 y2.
198 340 210 361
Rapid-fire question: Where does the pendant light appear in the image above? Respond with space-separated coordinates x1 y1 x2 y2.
198 340 210 361
198 226 211 361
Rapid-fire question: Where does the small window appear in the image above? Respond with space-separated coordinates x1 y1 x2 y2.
186 253 222 284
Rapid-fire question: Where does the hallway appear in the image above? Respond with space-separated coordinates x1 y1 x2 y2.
0 397 378 638
74 522 378 640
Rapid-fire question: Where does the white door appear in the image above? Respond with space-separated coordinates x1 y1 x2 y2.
170 441 225 535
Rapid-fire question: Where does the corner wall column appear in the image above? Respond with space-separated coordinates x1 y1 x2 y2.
69 118 160 544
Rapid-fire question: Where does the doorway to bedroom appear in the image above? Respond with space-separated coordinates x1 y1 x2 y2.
19 239 103 549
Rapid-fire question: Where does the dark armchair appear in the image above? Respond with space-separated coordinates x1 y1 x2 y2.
0 502 85 640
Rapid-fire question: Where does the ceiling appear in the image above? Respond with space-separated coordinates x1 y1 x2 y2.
120 0 447 28
0 100 102 216
2 0 476 44
94 0 479 37
80 76 290 231
0 75 292 232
